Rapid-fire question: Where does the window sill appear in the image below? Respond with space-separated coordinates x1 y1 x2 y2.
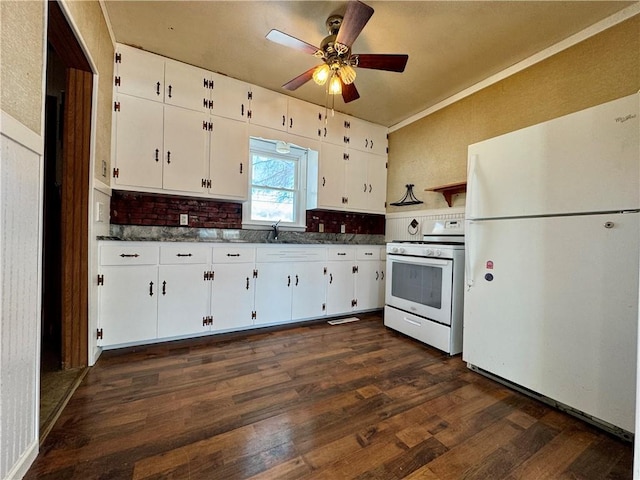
241 223 307 233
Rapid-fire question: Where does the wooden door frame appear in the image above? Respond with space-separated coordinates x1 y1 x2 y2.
47 0 92 368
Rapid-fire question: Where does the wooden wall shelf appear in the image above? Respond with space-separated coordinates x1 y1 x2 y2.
425 181 467 207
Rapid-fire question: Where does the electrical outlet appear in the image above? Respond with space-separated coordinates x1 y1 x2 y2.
319 223 324 233
101 160 107 178
180 213 189 226
340 224 346 234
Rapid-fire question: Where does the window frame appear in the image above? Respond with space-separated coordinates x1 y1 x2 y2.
242 137 309 231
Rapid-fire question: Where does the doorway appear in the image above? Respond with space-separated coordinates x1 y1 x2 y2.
40 0 93 441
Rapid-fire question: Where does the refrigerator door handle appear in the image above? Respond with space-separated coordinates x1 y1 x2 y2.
467 153 479 219
465 221 475 289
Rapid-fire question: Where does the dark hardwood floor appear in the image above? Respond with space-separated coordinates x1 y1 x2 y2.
27 313 632 479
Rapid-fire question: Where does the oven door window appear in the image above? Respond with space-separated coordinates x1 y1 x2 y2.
391 262 443 309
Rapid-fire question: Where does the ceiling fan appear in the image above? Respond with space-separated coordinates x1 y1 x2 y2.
266 0 408 103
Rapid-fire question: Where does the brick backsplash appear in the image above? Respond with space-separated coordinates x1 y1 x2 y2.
110 191 385 235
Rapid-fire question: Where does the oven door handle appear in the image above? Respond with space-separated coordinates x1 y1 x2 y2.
403 317 421 327
388 255 450 267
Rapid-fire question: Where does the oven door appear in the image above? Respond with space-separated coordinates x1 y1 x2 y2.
385 253 454 325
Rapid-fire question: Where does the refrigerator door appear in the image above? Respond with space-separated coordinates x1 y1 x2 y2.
466 94 639 220
463 212 638 433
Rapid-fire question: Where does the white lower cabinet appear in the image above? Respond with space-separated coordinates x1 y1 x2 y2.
98 244 160 347
211 246 256 331
98 242 382 348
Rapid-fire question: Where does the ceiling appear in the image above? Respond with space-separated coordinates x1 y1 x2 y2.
102 1 634 127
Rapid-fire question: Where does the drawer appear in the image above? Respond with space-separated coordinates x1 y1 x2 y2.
160 245 210 264
327 246 355 261
356 246 381 261
213 246 256 263
100 244 159 266
256 246 327 263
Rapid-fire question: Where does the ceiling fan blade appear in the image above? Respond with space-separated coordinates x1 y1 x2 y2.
266 29 320 56
341 81 360 103
335 0 374 48
353 54 409 72
282 67 317 91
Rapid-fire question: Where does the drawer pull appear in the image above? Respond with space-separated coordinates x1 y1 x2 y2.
365 252 373 256
227 253 241 257
120 253 140 258
337 252 346 256
176 253 192 257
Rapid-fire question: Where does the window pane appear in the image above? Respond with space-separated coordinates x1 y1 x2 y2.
251 187 294 222
252 155 296 189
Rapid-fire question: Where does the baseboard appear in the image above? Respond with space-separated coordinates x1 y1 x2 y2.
4 438 38 480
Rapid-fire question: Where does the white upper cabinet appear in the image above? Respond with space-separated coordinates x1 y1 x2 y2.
208 116 248 201
321 111 350 146
210 72 250 122
115 44 165 102
164 59 212 112
347 117 388 156
113 93 164 189
248 85 289 131
163 105 209 193
287 97 323 139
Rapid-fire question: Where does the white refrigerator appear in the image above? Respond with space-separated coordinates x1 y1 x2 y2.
463 94 639 436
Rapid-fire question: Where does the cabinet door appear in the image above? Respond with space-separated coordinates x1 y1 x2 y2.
164 58 211 112
99 265 158 346
209 116 248 200
210 72 250 122
113 94 164 189
348 117 388 156
249 85 288 131
291 262 326 320
344 150 369 211
115 44 165 102
365 152 388 214
317 143 346 209
211 263 255 331
325 261 355 315
254 262 292 324
377 260 386 308
355 260 379 311
287 97 322 140
157 264 211 338
163 105 209 193
322 111 348 146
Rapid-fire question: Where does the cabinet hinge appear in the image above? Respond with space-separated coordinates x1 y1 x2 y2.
317 128 322 137
248 91 253 100
96 328 103 340
343 136 350 144
97 274 104 286
204 270 215 281
247 110 252 119
352 266 359 274
208 80 214 89
114 101 120 112
114 76 121 87
386 147 389 155
203 316 214 326
384 201 387 208
251 311 257 320
322 303 326 311
202 99 213 109
202 121 213 131
342 196 348 204
115 52 122 63
385 162 388 169
343 153 349 161
318 112 322 121
201 178 212 189
253 269 258 278
113 168 119 178
344 120 350 129
351 299 358 308
323 267 327 275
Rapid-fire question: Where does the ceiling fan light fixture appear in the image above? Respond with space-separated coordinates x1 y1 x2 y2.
338 64 356 85
312 64 330 85
328 73 342 95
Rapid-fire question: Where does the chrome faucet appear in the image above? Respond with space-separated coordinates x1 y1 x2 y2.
271 220 281 241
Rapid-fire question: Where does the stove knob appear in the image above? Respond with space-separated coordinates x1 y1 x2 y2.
391 247 399 253
435 249 442 257
425 248 434 256
399 247 405 254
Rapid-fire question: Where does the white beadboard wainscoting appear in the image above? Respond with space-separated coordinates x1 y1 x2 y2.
385 207 465 242
1 113 43 480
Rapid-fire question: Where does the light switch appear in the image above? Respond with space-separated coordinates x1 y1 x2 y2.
180 214 189 226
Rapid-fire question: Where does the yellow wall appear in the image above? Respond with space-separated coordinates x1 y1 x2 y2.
1 1 46 134
0 0 113 182
387 15 640 212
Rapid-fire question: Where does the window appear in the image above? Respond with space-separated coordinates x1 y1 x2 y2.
242 138 310 230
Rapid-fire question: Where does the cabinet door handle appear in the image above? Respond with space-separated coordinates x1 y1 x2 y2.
381 271 384 280
329 273 333 284
290 117 293 129
155 149 159 162
365 139 369 148
239 163 243 174
295 275 299 286
370 140 373 149
246 277 250 290
156 82 161 96
168 85 172 98
322 176 326 187
241 104 245 116
369 184 372 193
376 271 379 280
149 281 154 296
162 281 167 295
282 115 286 126
363 183 367 192
324 127 327 138
167 151 171 164
287 275 291 287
